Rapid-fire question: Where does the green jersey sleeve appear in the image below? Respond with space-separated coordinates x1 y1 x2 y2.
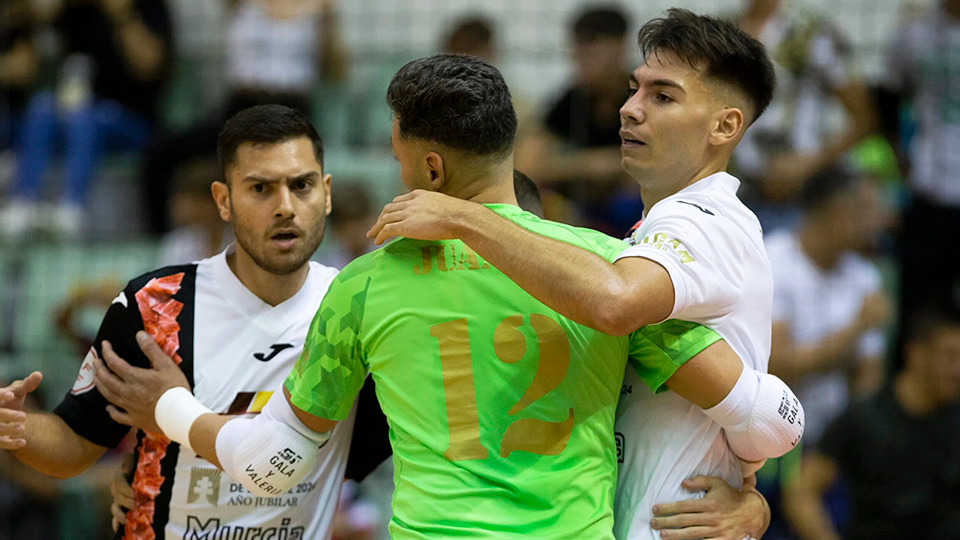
285 268 373 421
627 320 722 393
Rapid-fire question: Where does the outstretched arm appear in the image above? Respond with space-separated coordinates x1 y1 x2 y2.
368 190 673 335
1 373 107 479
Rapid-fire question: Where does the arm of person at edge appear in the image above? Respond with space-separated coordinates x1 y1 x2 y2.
91 332 338 470
0 373 109 479
368 189 673 337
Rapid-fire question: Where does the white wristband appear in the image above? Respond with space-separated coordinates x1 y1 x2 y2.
155 387 212 452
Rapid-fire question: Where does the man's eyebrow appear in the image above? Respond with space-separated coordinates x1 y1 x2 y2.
242 171 320 183
648 79 686 92
629 73 639 85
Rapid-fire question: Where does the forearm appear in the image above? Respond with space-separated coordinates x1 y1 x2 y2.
783 490 843 540
743 484 771 539
112 15 166 81
10 413 105 479
188 413 231 469
772 324 861 381
455 205 643 334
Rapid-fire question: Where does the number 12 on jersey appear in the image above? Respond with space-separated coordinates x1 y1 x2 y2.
430 314 575 461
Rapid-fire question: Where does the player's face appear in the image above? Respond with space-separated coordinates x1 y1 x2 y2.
619 53 728 184
219 138 332 275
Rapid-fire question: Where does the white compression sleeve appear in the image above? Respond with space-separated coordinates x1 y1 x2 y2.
155 387 212 452
215 389 331 498
702 367 804 463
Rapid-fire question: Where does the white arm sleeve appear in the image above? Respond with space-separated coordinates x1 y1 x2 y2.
702 367 804 463
216 389 332 498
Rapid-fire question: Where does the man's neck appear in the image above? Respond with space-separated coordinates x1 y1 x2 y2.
443 163 518 207
638 158 727 212
227 248 309 307
894 372 940 417
798 221 843 271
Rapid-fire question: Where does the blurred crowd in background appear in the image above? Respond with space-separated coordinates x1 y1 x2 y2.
1 0 959 538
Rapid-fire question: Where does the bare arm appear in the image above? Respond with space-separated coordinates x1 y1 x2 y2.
10 412 107 479
782 453 843 540
100 0 168 81
663 340 743 410
368 191 674 335
1 373 107 479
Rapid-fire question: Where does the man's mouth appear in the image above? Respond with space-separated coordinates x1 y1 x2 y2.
620 131 646 147
270 230 300 249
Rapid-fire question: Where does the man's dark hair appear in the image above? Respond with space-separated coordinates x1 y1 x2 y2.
801 165 860 211
636 8 776 123
217 105 324 180
513 170 543 218
573 6 629 41
445 17 494 54
387 54 517 157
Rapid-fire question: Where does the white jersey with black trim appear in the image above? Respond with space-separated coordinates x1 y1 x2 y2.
611 172 774 540
55 247 354 540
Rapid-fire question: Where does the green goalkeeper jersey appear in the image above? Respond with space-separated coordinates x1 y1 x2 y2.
286 204 720 539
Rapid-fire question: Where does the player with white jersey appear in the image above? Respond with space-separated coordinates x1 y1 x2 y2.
367 10 796 540
0 105 389 540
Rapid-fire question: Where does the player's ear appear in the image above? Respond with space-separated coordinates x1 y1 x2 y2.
709 107 744 147
211 180 232 222
322 173 333 217
424 151 446 191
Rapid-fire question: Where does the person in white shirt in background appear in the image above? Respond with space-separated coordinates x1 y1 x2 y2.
885 0 960 332
367 10 802 540
766 165 894 445
732 0 877 231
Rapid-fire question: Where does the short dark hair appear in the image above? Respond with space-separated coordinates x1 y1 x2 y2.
217 105 324 180
636 8 775 123
801 165 860 211
573 6 629 42
445 17 494 54
513 170 543 218
387 54 517 157
905 302 960 346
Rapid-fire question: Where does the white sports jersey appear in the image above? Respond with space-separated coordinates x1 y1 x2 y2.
612 172 774 540
765 231 885 444
56 248 355 540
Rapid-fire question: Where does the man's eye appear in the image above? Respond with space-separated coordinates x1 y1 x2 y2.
294 181 309 190
656 93 673 103
253 184 265 193
627 87 638 97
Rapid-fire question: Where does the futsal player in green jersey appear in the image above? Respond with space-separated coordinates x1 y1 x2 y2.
90 55 784 539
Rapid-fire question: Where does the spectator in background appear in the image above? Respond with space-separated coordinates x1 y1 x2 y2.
514 6 633 234
782 302 960 540
442 16 496 64
766 167 892 446
156 158 232 266
0 0 173 240
141 0 349 234
733 0 877 231
0 0 39 151
321 181 375 269
886 0 960 329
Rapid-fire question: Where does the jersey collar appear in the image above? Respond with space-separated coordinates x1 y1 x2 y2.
643 172 741 218
211 245 317 317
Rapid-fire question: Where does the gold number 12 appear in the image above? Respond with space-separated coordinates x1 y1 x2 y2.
431 314 575 461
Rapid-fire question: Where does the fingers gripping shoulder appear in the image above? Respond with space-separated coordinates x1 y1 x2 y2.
215 393 331 498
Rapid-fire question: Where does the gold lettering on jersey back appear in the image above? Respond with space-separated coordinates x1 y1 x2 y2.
500 408 574 458
493 315 526 363
414 245 490 275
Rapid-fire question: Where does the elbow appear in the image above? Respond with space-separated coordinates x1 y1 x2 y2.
591 284 640 336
